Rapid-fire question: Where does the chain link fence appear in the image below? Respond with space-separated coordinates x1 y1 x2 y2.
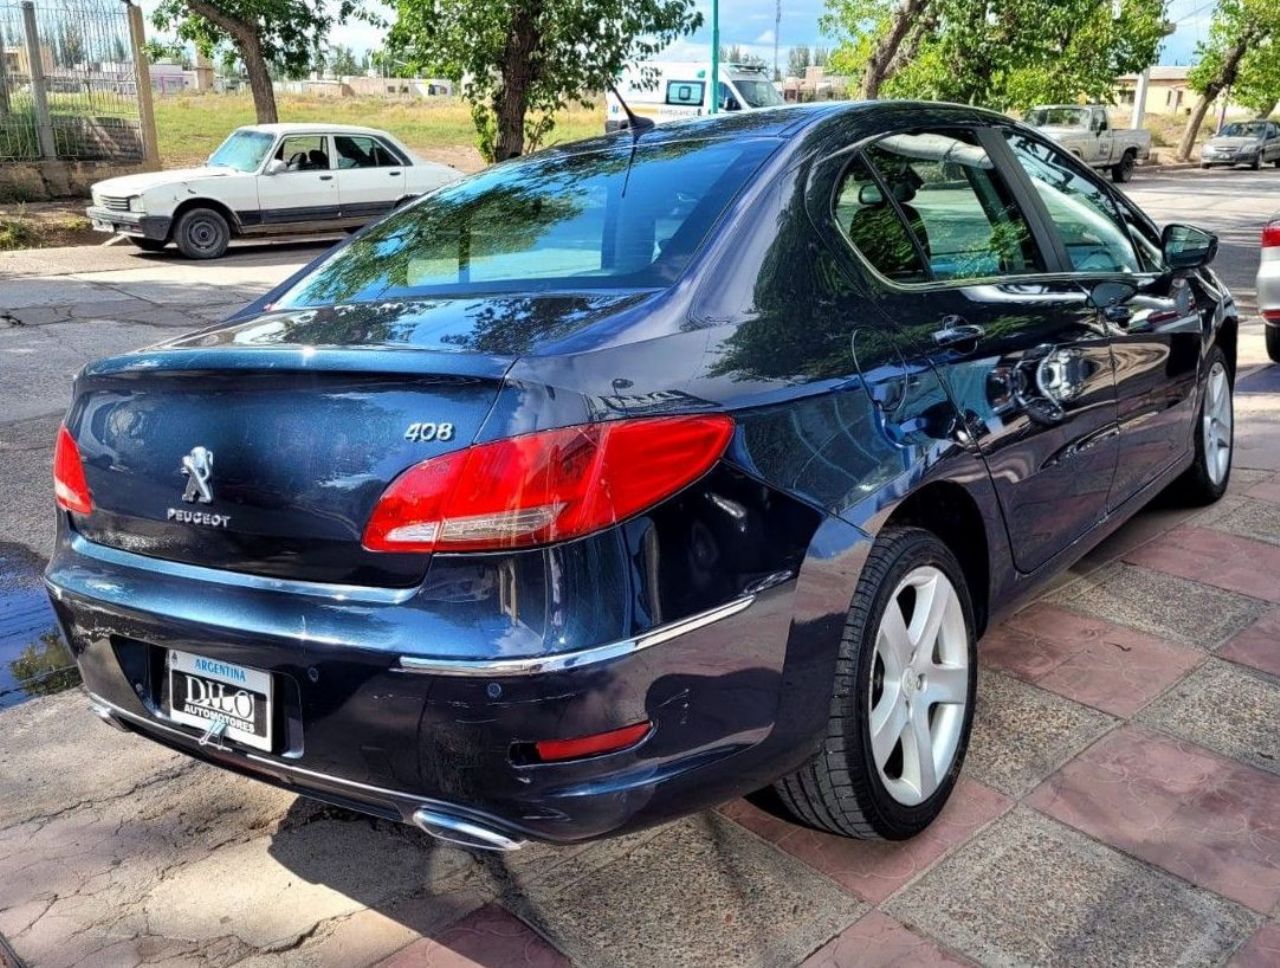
0 0 143 163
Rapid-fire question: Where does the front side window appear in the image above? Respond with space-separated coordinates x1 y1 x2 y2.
734 79 784 108
1003 130 1139 274
274 137 779 305
275 135 330 172
837 129 1045 284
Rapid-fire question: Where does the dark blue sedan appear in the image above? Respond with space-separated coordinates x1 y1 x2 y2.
46 102 1236 851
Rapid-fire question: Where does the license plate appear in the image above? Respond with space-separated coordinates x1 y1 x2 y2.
168 650 273 752
91 220 112 232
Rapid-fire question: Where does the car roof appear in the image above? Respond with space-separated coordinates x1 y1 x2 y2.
238 122 394 137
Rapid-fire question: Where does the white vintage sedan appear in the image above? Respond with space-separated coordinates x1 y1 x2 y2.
87 123 462 259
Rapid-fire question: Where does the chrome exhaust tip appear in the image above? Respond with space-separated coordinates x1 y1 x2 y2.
89 700 129 733
412 807 526 852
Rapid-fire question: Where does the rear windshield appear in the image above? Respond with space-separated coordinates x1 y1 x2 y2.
274 137 779 305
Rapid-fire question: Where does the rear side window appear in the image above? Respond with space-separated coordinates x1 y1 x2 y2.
665 81 704 106
1002 131 1140 274
836 129 1045 284
275 137 779 304
334 135 402 169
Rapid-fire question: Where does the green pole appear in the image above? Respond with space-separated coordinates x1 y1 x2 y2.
709 0 720 115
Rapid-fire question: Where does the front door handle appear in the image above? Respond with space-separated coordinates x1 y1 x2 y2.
388 170 402 176
932 317 985 349
319 174 334 181
1102 303 1133 326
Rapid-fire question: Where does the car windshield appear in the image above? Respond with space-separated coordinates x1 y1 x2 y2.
734 79 784 108
1025 107 1090 129
208 130 276 172
274 136 779 305
1218 122 1267 138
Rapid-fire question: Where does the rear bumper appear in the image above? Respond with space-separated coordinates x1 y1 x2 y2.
1257 259 1280 324
86 206 171 241
45 521 818 845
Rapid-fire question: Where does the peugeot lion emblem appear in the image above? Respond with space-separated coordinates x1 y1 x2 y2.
180 446 214 504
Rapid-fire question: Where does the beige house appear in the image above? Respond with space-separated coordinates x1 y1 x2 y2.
1115 65 1251 118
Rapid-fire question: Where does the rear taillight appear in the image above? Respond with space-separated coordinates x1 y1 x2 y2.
362 415 735 553
1263 221 1280 248
53 425 93 514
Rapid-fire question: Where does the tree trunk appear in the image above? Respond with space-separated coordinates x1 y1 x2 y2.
187 0 278 124
860 0 931 100
492 4 539 160
1177 30 1258 161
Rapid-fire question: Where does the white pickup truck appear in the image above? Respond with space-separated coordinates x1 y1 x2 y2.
1023 105 1152 184
87 123 460 259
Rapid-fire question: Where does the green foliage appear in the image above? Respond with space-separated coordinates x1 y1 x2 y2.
8 633 80 697
721 45 767 68
1188 0 1280 114
824 0 1168 111
328 44 360 77
387 0 702 162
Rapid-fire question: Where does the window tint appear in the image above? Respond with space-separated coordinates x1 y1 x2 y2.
334 135 400 169
275 135 329 172
1003 131 1140 273
834 155 929 282
274 137 779 304
839 129 1045 283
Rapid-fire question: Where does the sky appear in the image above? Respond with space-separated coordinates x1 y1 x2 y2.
140 0 1220 72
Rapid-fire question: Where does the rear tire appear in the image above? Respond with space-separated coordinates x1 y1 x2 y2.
1266 325 1280 363
1171 345 1233 505
1252 155 1263 171
1112 150 1136 183
174 207 230 260
774 526 976 841
128 237 167 252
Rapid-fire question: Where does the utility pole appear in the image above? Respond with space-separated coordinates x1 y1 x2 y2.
1131 67 1149 130
774 0 781 81
709 0 720 114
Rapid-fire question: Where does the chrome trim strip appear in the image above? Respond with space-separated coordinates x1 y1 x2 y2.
412 808 526 852
396 594 756 678
69 534 417 605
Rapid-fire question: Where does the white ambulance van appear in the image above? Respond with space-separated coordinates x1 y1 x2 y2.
605 61 784 132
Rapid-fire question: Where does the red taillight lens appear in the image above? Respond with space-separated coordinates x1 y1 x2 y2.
532 721 652 762
362 414 734 553
1263 222 1280 248
53 425 93 514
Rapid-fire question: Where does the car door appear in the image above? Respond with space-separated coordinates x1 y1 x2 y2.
255 134 339 226
823 126 1119 574
333 134 406 221
1000 128 1206 510
1268 123 1280 163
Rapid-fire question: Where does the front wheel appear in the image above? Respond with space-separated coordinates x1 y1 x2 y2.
173 207 230 260
1252 155 1263 171
774 526 976 841
1112 151 1136 183
1172 346 1233 505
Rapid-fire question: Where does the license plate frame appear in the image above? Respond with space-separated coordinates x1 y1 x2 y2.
168 650 273 752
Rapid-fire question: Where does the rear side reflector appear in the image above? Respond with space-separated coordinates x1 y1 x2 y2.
1263 222 1280 248
363 415 734 553
532 721 653 762
53 425 93 514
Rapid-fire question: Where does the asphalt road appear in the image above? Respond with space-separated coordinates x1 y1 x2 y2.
0 165 1277 568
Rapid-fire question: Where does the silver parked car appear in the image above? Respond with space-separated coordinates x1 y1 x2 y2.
1201 120 1280 170
1260 216 1280 361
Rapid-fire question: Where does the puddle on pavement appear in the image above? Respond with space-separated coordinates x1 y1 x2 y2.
0 544 78 709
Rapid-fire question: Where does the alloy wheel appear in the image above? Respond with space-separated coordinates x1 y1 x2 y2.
1203 360 1232 486
868 565 969 807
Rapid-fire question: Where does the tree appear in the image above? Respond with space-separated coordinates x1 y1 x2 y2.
1178 0 1280 158
788 44 811 77
824 0 1166 109
387 0 702 162
721 44 767 67
150 0 371 123
328 44 359 77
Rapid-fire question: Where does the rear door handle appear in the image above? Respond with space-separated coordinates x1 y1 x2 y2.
319 174 333 181
389 170 402 176
932 317 985 349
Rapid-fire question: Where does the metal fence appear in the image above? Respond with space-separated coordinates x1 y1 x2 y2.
0 0 144 162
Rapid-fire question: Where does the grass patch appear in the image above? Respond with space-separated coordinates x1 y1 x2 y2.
154 93 605 169
0 204 95 249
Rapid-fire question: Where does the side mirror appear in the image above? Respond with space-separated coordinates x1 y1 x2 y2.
1162 223 1218 270
857 183 884 206
264 158 287 175
721 95 741 112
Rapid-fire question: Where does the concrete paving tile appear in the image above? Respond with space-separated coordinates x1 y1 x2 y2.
1196 496 1280 547
981 603 1203 717
1138 659 1280 776
964 671 1115 797
377 904 570 968
800 910 976 967
495 813 865 968
885 807 1258 968
1219 609 1280 679
1027 725 1280 913
1229 922 1280 967
1247 474 1280 505
720 778 1012 905
1124 526 1280 603
1046 561 1267 648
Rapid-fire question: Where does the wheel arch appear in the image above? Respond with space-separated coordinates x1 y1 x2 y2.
170 197 239 238
1215 311 1238 382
